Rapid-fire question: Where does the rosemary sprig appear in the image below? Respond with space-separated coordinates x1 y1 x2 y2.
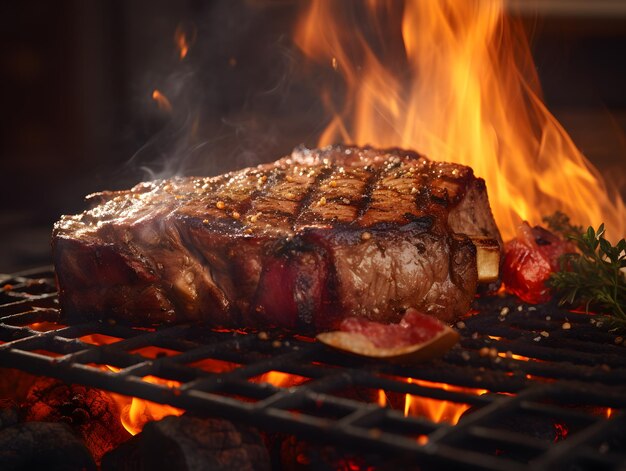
547 220 626 332
542 211 582 240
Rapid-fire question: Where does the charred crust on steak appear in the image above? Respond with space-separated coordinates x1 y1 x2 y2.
53 145 502 331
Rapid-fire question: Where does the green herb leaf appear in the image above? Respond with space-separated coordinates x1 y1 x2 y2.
547 217 626 333
542 211 583 240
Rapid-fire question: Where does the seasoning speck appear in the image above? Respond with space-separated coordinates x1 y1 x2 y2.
272 340 282 348
562 322 571 330
202 219 209 224
361 231 372 241
500 307 510 316
479 347 490 357
461 351 470 361
216 201 225 209
232 211 240 219
456 321 466 329
258 332 269 341
329 180 337 188
615 336 623 345
540 331 549 337
318 196 327 206
517 305 523 312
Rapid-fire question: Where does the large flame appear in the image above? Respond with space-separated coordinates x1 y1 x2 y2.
294 0 626 240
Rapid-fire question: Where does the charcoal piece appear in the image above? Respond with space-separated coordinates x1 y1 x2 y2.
0 421 96 471
0 399 20 430
23 378 130 463
278 435 409 471
0 367 37 402
102 415 270 471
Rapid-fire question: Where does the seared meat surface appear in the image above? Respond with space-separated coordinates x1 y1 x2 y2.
53 145 502 331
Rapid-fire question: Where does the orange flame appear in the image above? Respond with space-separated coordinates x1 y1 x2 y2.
377 389 388 407
114 377 184 436
403 378 488 424
152 89 172 112
101 356 183 436
174 25 191 60
294 0 626 240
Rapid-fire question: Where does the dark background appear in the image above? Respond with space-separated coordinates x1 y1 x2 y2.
1 0 625 272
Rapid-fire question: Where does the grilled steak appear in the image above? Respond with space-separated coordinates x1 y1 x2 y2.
53 145 502 331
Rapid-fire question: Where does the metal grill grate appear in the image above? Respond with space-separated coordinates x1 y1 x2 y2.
1 267 625 470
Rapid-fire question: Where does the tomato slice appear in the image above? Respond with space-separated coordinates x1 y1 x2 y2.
502 222 575 304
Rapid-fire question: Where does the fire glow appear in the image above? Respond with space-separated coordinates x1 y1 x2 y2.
295 0 626 240
80 332 487 434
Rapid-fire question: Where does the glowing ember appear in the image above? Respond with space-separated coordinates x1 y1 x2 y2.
152 89 172 112
294 0 626 239
253 370 310 388
553 422 568 442
79 333 123 345
498 352 531 362
28 322 66 332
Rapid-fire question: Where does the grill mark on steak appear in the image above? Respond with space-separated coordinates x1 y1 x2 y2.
356 164 383 224
292 165 334 229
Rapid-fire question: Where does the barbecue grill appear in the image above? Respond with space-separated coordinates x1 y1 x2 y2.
1 267 624 470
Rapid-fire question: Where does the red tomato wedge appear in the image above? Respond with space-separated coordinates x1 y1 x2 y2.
502 222 576 304
317 309 459 363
